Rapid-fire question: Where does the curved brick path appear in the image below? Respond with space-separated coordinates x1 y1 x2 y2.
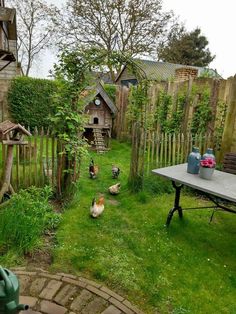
11 267 144 314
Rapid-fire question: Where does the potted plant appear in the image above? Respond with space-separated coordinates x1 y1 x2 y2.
199 157 216 180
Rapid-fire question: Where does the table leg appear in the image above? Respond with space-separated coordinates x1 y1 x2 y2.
166 181 183 226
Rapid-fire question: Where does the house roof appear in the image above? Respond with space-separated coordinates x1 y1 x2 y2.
0 7 15 23
90 82 118 115
115 59 221 82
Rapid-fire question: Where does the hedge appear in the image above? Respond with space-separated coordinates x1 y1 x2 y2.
8 77 58 129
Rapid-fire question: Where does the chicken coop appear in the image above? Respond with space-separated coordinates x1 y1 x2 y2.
84 82 117 153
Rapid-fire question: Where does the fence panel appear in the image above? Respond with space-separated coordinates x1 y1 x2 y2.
0 128 57 191
145 131 215 174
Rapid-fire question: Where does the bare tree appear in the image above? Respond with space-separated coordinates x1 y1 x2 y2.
7 0 59 76
56 0 177 81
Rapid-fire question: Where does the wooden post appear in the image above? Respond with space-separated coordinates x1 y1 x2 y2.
0 145 14 202
220 77 236 161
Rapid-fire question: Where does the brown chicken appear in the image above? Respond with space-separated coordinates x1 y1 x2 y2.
89 158 99 179
90 197 105 218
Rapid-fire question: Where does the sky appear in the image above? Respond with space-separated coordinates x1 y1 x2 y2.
31 0 236 79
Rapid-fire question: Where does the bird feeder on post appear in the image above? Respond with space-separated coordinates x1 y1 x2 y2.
0 120 31 202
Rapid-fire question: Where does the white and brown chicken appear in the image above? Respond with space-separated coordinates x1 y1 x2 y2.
108 183 121 195
90 197 105 218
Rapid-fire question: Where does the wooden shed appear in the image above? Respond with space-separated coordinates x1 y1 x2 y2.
84 82 117 152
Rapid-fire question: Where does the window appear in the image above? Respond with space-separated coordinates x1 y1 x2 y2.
93 117 99 124
121 79 138 87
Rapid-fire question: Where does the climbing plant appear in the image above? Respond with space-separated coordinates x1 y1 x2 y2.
128 80 150 192
191 88 212 135
50 50 95 196
155 90 172 132
214 100 228 150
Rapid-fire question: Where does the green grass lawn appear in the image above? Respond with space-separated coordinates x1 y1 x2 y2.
52 140 236 314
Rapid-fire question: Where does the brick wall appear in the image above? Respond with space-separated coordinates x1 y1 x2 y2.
175 67 198 81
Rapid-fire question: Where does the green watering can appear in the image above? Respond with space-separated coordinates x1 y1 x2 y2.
0 266 29 314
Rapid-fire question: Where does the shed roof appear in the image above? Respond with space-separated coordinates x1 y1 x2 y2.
115 59 221 82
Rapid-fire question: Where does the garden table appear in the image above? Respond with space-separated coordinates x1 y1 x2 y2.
152 163 236 226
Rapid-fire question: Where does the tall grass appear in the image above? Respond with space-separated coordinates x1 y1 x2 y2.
0 186 61 254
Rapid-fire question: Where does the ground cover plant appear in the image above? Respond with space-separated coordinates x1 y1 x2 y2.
52 140 236 314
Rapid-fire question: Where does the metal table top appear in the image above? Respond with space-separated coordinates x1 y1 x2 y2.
152 163 236 203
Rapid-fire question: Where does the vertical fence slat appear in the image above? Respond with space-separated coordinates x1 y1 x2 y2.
146 131 151 175
151 131 155 168
2 143 6 180
177 133 181 164
164 132 168 167
160 133 164 167
22 144 26 187
28 135 32 187
34 127 38 186
46 128 50 180
16 145 19 190
155 129 160 168
51 136 55 187
168 133 172 166
39 128 44 185
172 133 176 165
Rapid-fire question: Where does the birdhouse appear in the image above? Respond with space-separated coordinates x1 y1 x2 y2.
0 120 31 145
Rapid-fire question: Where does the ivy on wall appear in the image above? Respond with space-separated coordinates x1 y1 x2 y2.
8 77 58 129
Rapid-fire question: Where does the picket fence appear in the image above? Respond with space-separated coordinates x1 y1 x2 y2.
0 128 57 191
145 131 215 174
0 126 218 191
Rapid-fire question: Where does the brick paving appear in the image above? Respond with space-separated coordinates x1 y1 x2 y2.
10 267 145 314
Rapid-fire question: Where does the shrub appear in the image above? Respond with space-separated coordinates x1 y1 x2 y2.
0 186 61 254
8 77 58 129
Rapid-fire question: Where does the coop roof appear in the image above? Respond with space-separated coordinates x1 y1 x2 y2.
0 120 31 136
94 82 118 115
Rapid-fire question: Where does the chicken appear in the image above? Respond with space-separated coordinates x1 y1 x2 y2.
90 197 105 218
112 165 120 179
89 158 99 179
108 183 121 195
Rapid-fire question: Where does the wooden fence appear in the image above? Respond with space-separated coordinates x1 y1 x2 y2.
0 126 218 191
144 131 215 174
0 128 57 191
113 77 236 161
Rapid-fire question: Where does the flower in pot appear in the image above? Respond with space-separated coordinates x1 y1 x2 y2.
199 157 216 180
